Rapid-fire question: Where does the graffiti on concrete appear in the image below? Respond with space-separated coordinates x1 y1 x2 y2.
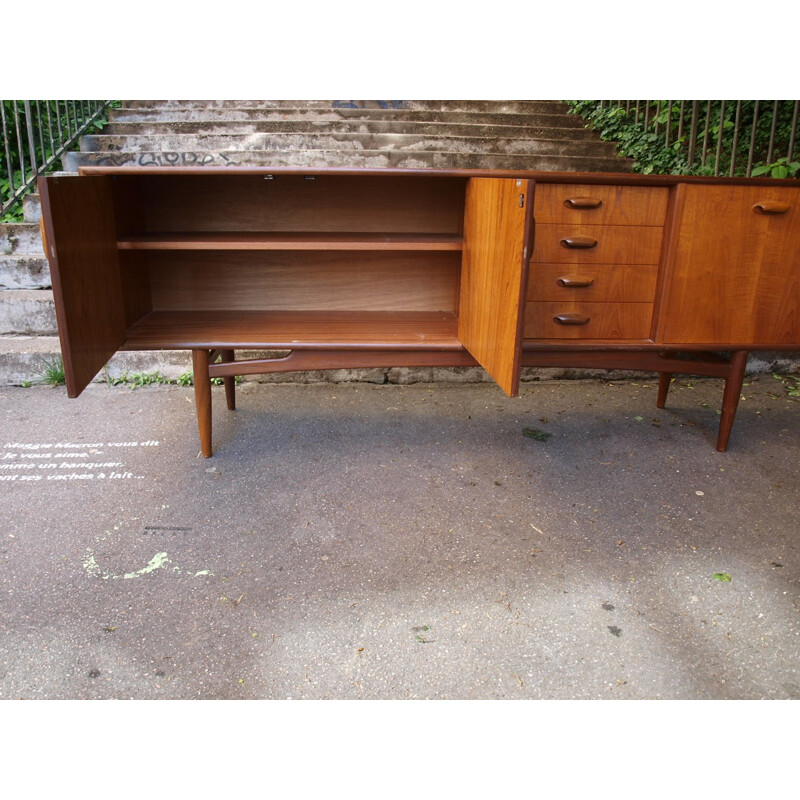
333 101 406 109
93 152 223 167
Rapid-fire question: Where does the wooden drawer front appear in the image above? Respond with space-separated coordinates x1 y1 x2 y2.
524 301 653 340
534 184 668 226
533 224 664 264
528 263 658 303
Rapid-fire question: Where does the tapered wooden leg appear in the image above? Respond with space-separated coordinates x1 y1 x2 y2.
656 373 673 408
221 349 236 410
192 349 212 458
717 351 748 453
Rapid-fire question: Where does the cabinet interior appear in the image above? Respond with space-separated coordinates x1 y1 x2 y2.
111 174 469 348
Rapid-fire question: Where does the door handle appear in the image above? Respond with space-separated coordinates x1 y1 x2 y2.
753 201 790 214
553 313 590 326
560 237 598 249
557 276 595 288
564 197 602 209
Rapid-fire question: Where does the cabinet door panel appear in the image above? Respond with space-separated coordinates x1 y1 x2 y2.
39 176 126 396
661 184 800 345
458 178 532 396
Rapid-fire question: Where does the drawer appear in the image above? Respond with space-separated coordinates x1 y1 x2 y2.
527 263 658 303
524 301 654 340
534 183 668 226
532 224 664 264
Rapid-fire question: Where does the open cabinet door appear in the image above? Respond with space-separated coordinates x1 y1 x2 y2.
458 178 533 396
39 175 126 398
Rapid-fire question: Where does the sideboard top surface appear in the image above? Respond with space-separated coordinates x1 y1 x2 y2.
76 165 800 188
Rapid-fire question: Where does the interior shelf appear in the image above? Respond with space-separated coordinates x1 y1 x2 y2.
117 232 464 251
123 310 462 350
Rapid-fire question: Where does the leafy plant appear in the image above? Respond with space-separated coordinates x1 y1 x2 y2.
1 100 119 219
106 370 171 388
567 100 799 178
772 373 800 397
35 355 65 386
751 157 800 179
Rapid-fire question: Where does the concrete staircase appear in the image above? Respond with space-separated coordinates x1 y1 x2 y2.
0 99 637 386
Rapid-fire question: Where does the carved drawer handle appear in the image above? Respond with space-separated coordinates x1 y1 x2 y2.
564 197 603 209
560 237 598 249
557 276 595 288
753 201 790 214
553 313 590 326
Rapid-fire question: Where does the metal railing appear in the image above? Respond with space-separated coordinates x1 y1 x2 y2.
584 100 799 177
1 100 114 218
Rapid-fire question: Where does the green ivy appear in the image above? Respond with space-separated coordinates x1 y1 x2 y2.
567 101 799 178
1 100 120 220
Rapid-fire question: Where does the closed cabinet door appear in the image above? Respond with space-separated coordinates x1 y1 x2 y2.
660 183 800 346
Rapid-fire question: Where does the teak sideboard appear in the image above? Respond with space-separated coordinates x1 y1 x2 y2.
38 167 800 456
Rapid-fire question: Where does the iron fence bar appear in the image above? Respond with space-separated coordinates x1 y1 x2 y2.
35 101 45 167
746 100 760 177
1 99 114 216
788 100 799 162
700 100 712 167
575 99 797 177
45 101 55 161
687 101 699 163
766 100 779 164
730 100 742 176
55 99 64 144
13 101 26 187
23 101 39 174
714 100 727 176
665 101 672 148
1 102 16 196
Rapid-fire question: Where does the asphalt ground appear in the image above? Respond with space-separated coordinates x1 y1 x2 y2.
0 376 797 702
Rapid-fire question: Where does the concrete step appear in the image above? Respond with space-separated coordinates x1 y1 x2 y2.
22 194 41 224
103 118 597 139
120 100 573 114
0 224 45 256
2 335 796 388
0 336 193 386
81 132 618 158
0 289 57 335
0 255 51 289
65 149 631 172
109 107 587 128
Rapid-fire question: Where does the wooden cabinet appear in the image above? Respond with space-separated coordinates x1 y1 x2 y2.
658 183 800 346
40 171 532 404
38 167 800 455
525 182 668 343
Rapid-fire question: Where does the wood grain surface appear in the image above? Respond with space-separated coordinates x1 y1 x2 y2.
660 184 800 345
527 263 658 303
458 178 532 396
525 301 654 339
124 310 461 350
145 251 460 312
534 183 668 226
39 176 125 396
532 224 664 264
118 232 463 251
